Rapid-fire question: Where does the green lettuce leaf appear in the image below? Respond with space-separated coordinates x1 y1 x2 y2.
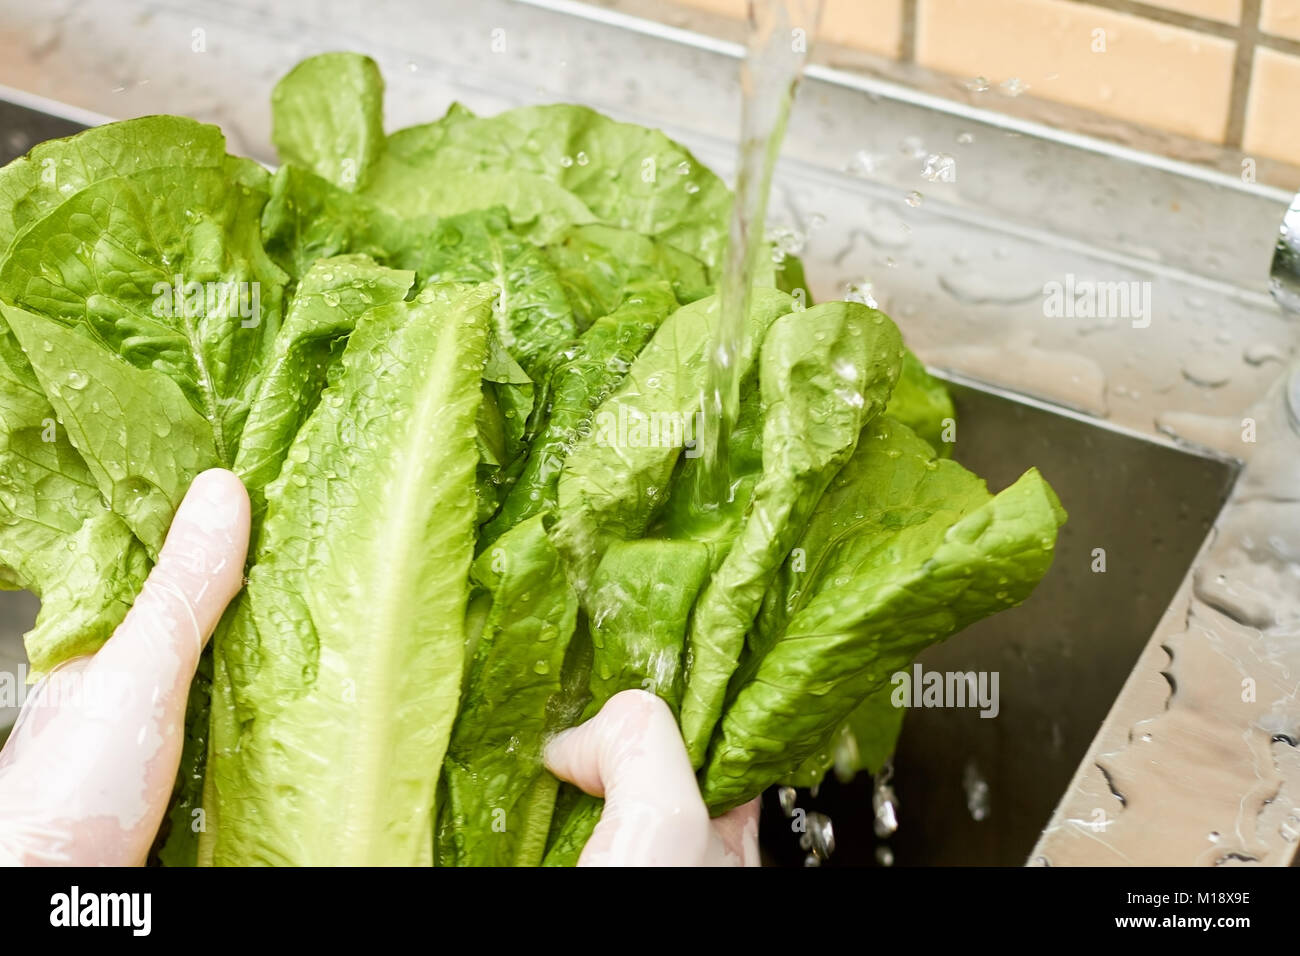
366 104 728 264
542 536 711 866
0 160 287 463
679 301 904 766
201 282 495 865
0 116 228 249
234 254 415 522
542 223 709 327
402 208 576 379
438 515 578 867
271 52 385 192
3 303 222 556
886 349 955 455
482 281 678 544
551 286 792 588
700 418 1066 811
782 684 905 788
259 163 426 279
0 315 148 675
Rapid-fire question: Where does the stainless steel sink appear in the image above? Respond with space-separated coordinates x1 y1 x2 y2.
762 376 1238 866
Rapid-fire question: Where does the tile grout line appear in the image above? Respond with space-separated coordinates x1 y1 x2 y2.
1067 0 1300 56
901 0 919 62
1225 0 1263 148
1075 0 1246 37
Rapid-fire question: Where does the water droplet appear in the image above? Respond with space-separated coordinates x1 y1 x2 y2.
921 153 956 182
1181 355 1231 389
872 763 899 838
1244 342 1285 366
65 370 87 390
963 75 990 93
904 190 923 208
956 131 975 145
964 761 990 821
844 149 878 177
999 77 1027 97
1280 813 1300 842
559 155 574 168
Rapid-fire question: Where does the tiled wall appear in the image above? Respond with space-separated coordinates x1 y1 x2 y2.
602 0 1300 177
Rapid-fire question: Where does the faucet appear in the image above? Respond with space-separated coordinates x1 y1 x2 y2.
1271 194 1300 428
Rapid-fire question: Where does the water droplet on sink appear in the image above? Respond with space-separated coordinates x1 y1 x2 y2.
904 190 923 208
1181 355 1231 388
921 153 956 182
1244 342 1285 366
1280 813 1300 842
845 149 878 177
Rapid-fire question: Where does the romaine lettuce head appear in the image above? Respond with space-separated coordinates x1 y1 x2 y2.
0 52 1065 866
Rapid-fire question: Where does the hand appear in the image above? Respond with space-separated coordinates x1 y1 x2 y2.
544 689 761 866
0 469 250 866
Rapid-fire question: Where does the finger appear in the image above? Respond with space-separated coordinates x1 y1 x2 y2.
94 467 250 685
544 689 711 866
704 797 761 866
0 469 250 866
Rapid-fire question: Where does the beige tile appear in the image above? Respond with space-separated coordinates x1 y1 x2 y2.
1261 0 1300 41
1139 0 1241 24
916 0 1237 143
671 0 746 15
671 0 902 56
1243 47 1300 164
818 0 904 58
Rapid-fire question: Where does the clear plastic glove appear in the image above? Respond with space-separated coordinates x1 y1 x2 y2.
544 689 761 866
0 469 250 866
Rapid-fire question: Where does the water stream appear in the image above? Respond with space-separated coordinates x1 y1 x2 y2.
693 0 824 511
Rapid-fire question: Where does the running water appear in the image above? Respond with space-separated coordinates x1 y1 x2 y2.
693 0 824 511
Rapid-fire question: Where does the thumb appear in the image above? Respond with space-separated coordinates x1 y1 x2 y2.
0 468 249 866
544 689 712 866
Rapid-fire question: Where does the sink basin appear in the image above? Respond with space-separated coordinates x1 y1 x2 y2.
761 375 1238 866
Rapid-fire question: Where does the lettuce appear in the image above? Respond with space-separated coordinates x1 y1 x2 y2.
0 53 1066 866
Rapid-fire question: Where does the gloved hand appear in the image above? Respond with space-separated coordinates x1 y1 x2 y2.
0 469 250 866
544 689 761 866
